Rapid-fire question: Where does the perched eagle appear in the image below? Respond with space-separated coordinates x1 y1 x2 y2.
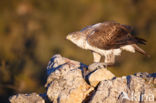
66 21 148 66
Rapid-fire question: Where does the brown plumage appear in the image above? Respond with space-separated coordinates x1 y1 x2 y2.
87 21 146 50
66 21 149 65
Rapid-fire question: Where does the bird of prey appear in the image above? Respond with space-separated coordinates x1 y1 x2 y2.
66 21 148 67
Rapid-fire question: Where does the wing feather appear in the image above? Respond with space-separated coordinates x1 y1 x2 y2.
87 21 145 50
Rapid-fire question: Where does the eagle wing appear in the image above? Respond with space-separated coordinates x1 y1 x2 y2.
87 22 146 50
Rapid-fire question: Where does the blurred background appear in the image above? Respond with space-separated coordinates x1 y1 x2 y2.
0 0 155 102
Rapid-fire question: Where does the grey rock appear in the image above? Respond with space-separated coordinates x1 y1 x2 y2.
88 68 115 87
9 93 45 103
9 54 156 103
46 54 93 103
89 72 156 103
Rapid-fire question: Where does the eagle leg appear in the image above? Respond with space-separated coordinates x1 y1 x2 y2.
89 52 116 71
92 52 101 62
104 53 115 66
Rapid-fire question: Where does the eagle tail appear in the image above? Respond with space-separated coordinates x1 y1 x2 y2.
135 37 146 45
132 44 150 58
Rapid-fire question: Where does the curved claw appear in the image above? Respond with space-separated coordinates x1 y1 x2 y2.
88 62 107 72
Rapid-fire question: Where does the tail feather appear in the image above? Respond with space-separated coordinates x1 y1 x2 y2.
135 37 146 45
132 44 150 58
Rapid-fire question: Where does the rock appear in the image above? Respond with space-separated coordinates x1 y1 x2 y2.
88 68 115 87
89 72 156 103
9 54 156 103
46 54 94 103
46 54 88 85
9 93 45 103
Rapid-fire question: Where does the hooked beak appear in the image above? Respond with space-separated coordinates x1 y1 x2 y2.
66 34 72 40
66 35 69 40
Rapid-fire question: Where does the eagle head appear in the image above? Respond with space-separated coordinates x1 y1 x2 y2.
66 31 86 49
66 31 84 41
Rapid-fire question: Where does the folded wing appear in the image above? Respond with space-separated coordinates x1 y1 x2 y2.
87 21 146 50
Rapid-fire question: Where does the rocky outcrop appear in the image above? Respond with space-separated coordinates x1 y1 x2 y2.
88 68 115 87
90 73 156 103
9 54 156 103
45 55 93 103
9 93 45 103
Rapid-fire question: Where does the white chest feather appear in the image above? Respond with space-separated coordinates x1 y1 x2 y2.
71 38 87 49
121 45 135 53
85 42 122 56
75 40 135 56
